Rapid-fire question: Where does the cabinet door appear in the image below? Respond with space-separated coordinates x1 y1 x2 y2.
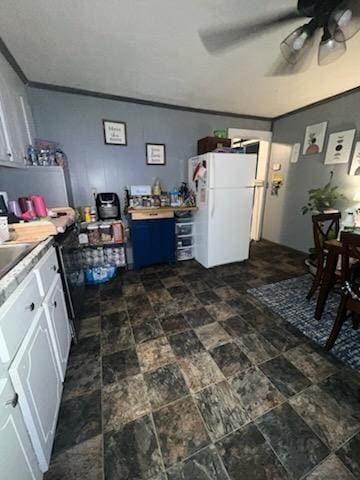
0 92 12 163
9 307 63 473
7 92 29 164
43 276 72 380
0 377 42 480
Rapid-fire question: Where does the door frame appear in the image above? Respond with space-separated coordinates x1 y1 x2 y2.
227 128 273 241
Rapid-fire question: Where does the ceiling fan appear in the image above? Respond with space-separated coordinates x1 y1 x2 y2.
199 0 360 72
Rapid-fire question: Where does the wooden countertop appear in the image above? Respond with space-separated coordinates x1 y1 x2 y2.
128 206 197 220
128 206 197 214
8 207 76 243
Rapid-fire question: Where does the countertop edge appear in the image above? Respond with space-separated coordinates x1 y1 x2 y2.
0 237 55 308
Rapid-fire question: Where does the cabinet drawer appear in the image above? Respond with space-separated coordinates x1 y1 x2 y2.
132 210 174 220
34 247 59 297
0 271 42 365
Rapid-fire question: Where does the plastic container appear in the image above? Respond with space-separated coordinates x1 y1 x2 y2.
87 223 100 244
177 247 193 261
100 223 112 242
178 237 193 248
176 223 193 236
85 265 117 285
112 221 125 243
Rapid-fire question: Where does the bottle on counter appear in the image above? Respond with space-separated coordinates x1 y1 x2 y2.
84 206 91 223
90 206 97 222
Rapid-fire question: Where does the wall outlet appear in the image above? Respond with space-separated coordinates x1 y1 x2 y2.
91 188 97 200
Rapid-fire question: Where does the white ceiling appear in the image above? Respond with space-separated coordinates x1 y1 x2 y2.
1 0 360 118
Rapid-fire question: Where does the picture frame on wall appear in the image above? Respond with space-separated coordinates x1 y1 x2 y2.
303 122 327 155
146 143 166 165
324 129 356 165
349 141 360 175
103 120 127 145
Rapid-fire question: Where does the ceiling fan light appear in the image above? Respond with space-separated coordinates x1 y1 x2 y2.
318 33 346 65
280 26 311 64
336 9 353 28
331 0 360 41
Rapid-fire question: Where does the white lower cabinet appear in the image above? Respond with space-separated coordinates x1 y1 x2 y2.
0 376 42 480
43 276 71 381
9 307 63 473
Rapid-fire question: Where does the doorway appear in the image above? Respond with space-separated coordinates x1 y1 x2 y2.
227 128 273 241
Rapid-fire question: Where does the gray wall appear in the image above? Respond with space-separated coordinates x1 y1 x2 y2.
263 91 360 253
27 87 271 208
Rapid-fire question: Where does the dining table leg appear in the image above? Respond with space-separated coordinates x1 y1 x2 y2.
315 249 339 320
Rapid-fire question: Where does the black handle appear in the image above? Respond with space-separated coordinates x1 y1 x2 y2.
6 393 19 408
54 301 57 308
52 265 57 271
26 302 35 312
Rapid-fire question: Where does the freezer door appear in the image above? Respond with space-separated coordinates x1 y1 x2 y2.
188 154 211 191
208 153 257 189
207 187 254 268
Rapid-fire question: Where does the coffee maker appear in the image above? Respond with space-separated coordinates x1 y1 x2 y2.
96 193 121 220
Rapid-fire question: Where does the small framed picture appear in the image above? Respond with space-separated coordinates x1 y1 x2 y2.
146 143 166 165
349 141 360 175
103 120 127 145
303 121 327 155
324 129 356 165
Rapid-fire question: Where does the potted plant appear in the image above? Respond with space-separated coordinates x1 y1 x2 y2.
302 171 344 215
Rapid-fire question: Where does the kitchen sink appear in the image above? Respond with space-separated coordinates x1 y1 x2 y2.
0 243 36 279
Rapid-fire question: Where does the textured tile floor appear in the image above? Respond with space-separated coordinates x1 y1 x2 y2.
45 240 360 480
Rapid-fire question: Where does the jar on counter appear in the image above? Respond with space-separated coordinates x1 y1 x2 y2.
87 223 100 244
100 223 112 242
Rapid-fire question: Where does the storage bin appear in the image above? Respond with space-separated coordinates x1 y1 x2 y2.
177 247 193 261
177 237 193 248
176 223 193 236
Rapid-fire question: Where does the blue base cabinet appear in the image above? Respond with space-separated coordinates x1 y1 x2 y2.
132 218 176 270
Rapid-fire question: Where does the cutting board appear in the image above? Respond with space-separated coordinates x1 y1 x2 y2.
9 207 76 242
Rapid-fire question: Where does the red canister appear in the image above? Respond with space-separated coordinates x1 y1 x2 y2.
30 195 47 217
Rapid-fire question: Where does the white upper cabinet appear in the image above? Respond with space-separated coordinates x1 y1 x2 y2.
0 53 35 167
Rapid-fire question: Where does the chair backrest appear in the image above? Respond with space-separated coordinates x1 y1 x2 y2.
311 213 341 256
340 231 360 282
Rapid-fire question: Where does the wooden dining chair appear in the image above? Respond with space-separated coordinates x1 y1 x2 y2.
306 212 341 300
325 231 360 351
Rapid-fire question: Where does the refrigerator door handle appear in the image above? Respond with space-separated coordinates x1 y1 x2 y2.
211 191 215 218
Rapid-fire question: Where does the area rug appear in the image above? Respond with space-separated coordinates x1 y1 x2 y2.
248 274 360 371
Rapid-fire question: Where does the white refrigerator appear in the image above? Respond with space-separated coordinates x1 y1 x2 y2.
188 152 257 268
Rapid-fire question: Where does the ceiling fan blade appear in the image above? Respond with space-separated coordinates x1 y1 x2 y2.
331 0 360 41
318 29 347 65
199 9 302 54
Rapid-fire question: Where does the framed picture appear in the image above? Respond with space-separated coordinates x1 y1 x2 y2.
349 141 360 175
303 122 327 155
103 120 127 145
324 129 356 165
146 143 166 165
